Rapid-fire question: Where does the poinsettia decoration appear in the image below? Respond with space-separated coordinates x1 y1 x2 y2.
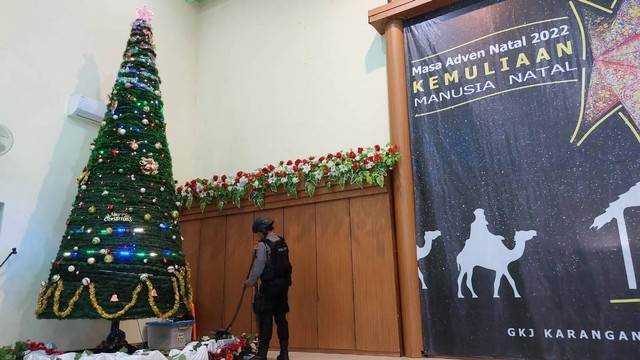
206 333 257 360
177 143 401 210
0 341 63 360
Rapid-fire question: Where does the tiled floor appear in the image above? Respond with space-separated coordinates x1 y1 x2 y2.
268 352 456 360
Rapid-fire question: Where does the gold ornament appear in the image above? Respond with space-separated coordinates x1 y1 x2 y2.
77 167 90 186
104 254 114 263
144 213 152 221
88 206 97 214
171 210 179 219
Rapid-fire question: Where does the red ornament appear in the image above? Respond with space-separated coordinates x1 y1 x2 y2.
105 249 111 254
108 205 115 211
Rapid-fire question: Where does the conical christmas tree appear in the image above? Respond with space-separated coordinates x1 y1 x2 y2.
36 8 192 320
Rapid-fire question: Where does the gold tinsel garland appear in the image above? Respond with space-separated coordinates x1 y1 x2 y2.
178 266 193 310
35 286 55 315
89 283 143 319
54 281 85 317
35 268 192 319
145 277 180 319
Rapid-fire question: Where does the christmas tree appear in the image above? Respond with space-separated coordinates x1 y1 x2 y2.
36 7 192 321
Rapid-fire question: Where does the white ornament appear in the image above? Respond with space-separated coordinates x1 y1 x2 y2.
152 198 157 203
99 249 107 254
117 128 126 135
73 246 79 251
68 265 75 272
52 274 60 282
155 142 162 149
172 235 176 240
102 190 109 196
142 119 149 125
167 266 175 273
90 144 95 150
81 185 87 190
140 273 150 281
98 159 103 163
143 259 148 263
92 237 100 244
113 115 119 119
41 281 48 287
131 143 139 150
87 257 96 264
160 186 165 191
140 187 146 193
82 277 91 286
100 121 106 126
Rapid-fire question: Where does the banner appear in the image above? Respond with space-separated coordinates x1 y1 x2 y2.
406 0 640 358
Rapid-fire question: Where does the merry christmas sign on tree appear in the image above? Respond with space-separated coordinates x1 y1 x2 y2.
36 7 193 320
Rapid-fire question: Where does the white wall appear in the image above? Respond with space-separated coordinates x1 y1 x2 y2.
194 0 389 177
0 0 389 350
0 0 198 349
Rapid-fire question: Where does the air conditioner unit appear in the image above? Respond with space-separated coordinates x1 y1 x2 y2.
68 94 106 124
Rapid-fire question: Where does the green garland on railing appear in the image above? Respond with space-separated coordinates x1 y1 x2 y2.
177 143 400 210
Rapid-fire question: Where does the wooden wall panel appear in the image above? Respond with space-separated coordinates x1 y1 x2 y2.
316 200 356 350
284 204 318 350
180 220 202 302
181 183 401 355
196 217 226 337
350 194 401 353
223 213 255 334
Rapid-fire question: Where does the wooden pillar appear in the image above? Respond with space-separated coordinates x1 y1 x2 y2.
369 1 460 357
384 18 423 358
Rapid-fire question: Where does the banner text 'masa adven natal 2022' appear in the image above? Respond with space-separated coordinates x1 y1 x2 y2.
406 0 640 358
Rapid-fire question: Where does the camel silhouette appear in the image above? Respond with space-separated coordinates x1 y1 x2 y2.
457 229 537 298
591 181 640 290
417 230 442 289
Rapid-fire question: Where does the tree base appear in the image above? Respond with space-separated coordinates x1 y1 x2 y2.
93 321 140 354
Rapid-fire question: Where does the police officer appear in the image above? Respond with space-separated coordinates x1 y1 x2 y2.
244 216 292 360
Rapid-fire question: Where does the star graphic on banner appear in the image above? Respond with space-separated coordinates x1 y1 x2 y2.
571 0 640 145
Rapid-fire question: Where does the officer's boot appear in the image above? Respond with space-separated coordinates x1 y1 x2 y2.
276 340 289 360
250 343 269 360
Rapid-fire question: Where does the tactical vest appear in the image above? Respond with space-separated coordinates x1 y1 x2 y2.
260 237 292 285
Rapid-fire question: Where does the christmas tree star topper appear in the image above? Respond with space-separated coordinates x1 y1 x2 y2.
136 6 154 23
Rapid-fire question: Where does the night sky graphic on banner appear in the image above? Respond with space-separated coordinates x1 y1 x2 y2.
405 0 640 358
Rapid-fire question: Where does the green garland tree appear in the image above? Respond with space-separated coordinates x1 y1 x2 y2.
36 8 192 322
